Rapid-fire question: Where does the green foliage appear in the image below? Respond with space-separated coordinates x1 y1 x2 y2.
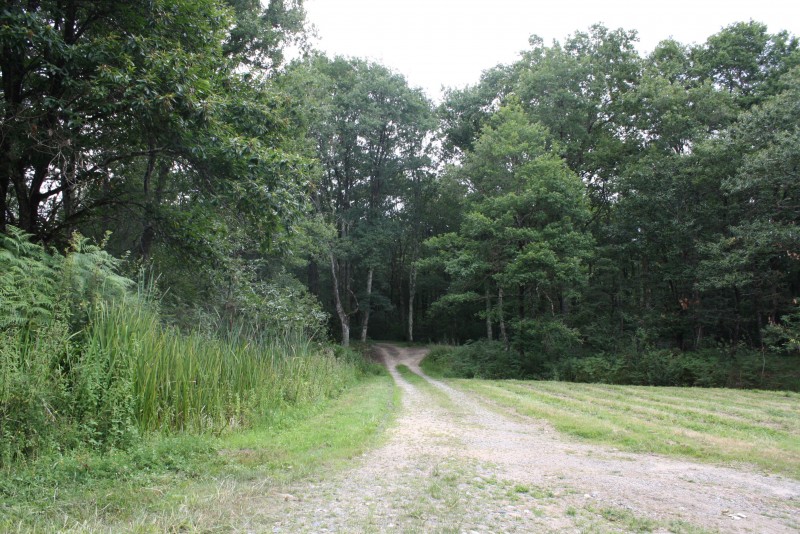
691 21 799 107
430 22 799 375
0 227 62 330
251 277 330 339
0 226 134 333
512 318 582 366
224 0 310 70
765 300 800 353
420 345 468 378
557 349 800 390
0 321 72 466
423 341 800 391
1 0 316 333
84 300 356 434
1 373 396 531
0 228 135 464
422 341 528 380
168 267 330 341
0 231 367 466
426 102 593 351
5 3 800 456
281 54 436 344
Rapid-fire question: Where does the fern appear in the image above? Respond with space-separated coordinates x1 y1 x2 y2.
0 227 61 331
0 228 138 464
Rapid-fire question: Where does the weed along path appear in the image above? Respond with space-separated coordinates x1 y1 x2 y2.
262 344 800 533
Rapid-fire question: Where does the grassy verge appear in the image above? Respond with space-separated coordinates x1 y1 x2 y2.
396 363 425 385
220 369 398 482
395 364 465 416
451 379 800 478
0 371 397 532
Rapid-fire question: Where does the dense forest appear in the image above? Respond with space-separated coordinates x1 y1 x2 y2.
2 0 800 465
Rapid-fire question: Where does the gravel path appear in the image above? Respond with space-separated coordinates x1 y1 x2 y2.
251 344 800 533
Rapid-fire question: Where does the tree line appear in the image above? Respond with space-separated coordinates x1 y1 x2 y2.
2 2 799 386
424 23 800 384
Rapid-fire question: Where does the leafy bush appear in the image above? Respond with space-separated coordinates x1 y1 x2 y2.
422 341 528 379
162 269 329 342
764 298 800 354
254 275 330 340
0 228 131 464
0 229 365 466
423 329 799 390
512 318 582 374
0 322 72 465
0 227 63 331
556 347 799 390
420 345 467 378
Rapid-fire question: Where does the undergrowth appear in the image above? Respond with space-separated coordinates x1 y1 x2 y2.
0 372 397 531
0 227 392 530
422 341 800 390
0 228 372 465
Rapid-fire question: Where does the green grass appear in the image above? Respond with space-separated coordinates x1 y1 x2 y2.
418 344 456 377
570 504 713 534
451 379 800 478
396 364 425 384
1 294 370 464
90 301 362 435
220 370 398 481
395 364 464 414
0 372 398 532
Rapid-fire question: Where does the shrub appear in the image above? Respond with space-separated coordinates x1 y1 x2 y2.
0 322 72 465
554 347 799 390
0 228 365 466
422 341 530 379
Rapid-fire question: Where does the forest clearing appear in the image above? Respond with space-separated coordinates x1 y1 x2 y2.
3 1 800 532
4 344 798 532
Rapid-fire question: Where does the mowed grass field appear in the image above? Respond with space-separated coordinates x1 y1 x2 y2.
451 379 800 479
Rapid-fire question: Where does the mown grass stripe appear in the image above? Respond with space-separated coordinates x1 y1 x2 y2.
507 381 797 440
453 379 800 478
524 381 800 436
457 380 636 441
531 380 799 415
500 381 800 457
602 385 800 420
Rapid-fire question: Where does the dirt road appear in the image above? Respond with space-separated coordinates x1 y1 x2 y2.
261 344 799 533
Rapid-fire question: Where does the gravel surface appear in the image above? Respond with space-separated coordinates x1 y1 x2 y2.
238 344 800 533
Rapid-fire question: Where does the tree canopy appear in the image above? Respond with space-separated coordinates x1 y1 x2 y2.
2 8 799 386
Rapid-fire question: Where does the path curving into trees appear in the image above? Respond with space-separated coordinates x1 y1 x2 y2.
252 344 799 532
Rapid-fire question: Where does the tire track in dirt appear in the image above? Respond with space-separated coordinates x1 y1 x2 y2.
257 344 800 533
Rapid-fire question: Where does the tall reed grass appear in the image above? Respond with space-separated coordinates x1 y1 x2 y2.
2 296 363 465
1 228 365 464
85 300 359 435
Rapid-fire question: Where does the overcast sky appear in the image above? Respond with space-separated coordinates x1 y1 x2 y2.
304 0 800 101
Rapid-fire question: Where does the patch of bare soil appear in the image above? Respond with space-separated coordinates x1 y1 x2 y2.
240 344 800 533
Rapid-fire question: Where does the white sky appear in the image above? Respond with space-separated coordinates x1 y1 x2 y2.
304 0 800 101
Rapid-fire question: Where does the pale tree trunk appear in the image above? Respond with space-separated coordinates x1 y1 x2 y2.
330 253 350 347
485 286 493 340
360 267 374 342
498 286 508 349
408 263 417 342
